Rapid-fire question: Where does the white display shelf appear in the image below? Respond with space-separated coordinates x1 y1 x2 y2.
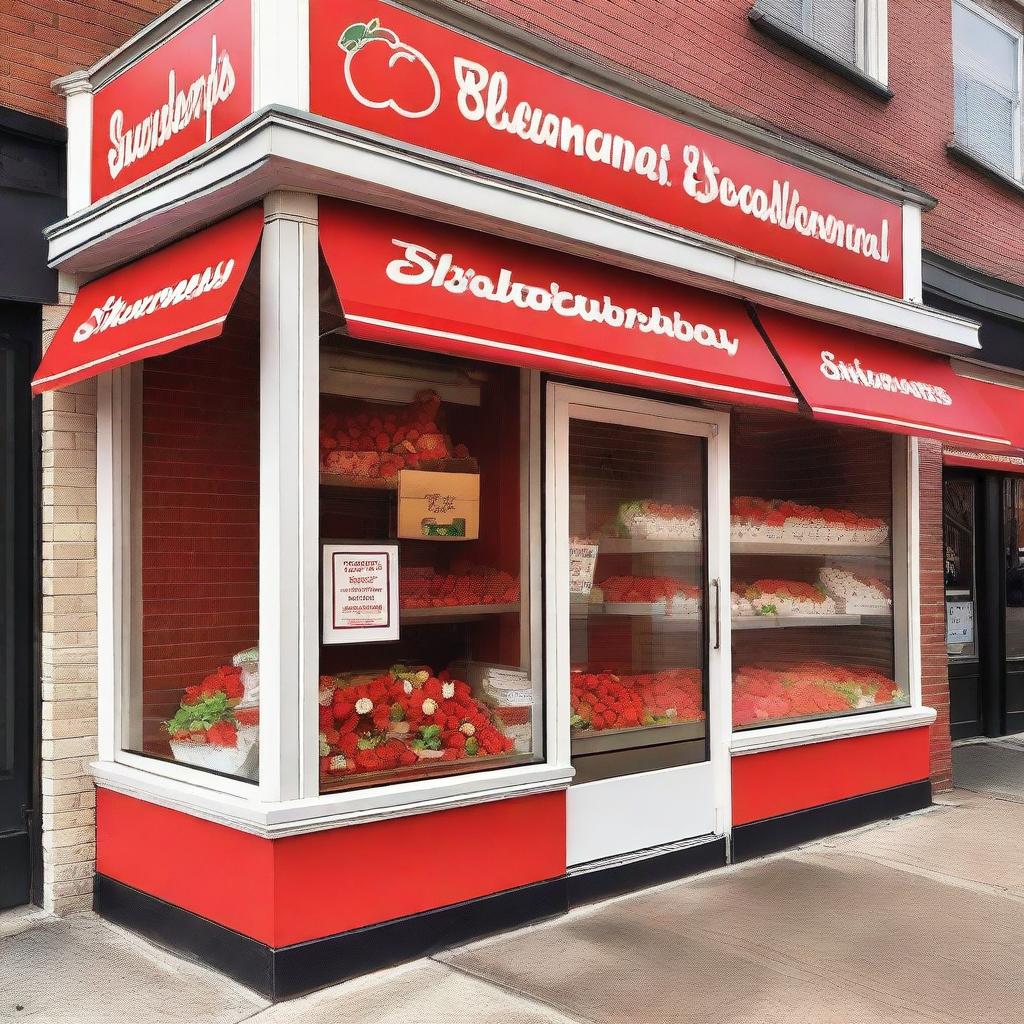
401 603 519 624
599 537 700 554
571 603 886 630
594 537 888 557
731 539 889 557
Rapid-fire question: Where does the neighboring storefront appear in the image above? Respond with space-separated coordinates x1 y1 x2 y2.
0 107 65 910
924 254 1024 741
35 0 1024 999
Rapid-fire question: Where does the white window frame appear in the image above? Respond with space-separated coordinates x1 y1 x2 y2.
952 0 1024 182
756 0 889 84
94 193 570 833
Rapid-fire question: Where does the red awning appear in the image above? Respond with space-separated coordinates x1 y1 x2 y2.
32 207 263 394
754 307 1013 449
944 374 1024 473
319 199 798 410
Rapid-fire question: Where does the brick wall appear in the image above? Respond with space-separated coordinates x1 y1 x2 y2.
1 1 178 122
39 290 98 914
918 438 952 792
468 0 1024 289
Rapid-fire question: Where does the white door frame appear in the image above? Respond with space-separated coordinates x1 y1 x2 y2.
545 383 732 866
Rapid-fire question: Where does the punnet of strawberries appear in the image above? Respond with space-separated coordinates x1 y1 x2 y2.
318 664 516 779
319 390 472 482
599 575 701 605
732 661 905 728
164 664 247 748
399 564 520 609
570 668 704 732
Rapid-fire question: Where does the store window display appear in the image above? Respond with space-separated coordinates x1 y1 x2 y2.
129 273 261 781
730 410 907 730
316 272 541 791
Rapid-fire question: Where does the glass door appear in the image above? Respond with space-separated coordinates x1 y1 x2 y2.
548 384 729 867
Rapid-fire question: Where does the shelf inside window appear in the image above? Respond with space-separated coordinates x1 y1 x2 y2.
595 537 889 557
400 603 520 624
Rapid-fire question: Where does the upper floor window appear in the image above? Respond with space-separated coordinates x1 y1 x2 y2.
952 0 1023 180
752 0 888 86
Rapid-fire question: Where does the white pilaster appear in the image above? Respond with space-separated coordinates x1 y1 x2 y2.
55 71 94 215
259 191 320 802
252 0 309 110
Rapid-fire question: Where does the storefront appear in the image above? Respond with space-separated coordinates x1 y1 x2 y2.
35 0 1023 999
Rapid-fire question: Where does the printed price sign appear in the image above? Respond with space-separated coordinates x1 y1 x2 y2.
946 600 975 646
569 541 599 596
323 543 399 644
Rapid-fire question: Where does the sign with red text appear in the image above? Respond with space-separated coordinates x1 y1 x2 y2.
323 543 400 644
756 307 1012 449
319 199 798 409
91 0 253 202
32 206 263 394
310 0 904 296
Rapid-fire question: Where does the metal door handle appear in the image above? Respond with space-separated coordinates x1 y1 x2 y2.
711 578 721 650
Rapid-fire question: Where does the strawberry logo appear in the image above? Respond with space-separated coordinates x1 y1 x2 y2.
339 18 441 119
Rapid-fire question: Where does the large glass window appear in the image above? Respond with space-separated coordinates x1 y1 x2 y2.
129 273 261 782
316 277 540 791
953 0 1022 179
567 416 708 784
730 411 907 730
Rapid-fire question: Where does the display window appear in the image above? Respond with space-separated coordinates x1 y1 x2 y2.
729 410 908 730
1005 479 1024 661
127 269 261 782
315 273 542 791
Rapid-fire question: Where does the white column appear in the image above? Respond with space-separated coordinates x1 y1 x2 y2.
252 0 309 110
259 192 320 803
902 202 923 303
55 71 94 215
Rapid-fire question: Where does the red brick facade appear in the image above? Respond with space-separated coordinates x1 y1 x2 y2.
1 1 178 122
470 0 1024 289
919 440 953 791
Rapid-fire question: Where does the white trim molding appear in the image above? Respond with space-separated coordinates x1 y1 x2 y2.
91 758 574 837
731 705 937 755
45 109 980 355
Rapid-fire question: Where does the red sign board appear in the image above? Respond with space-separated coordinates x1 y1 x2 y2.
756 307 1012 448
319 199 797 409
32 207 263 394
309 0 904 296
91 0 253 202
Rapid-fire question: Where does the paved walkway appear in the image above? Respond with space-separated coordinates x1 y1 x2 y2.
4 751 1024 1023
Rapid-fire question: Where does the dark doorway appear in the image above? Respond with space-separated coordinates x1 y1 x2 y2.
945 469 1024 741
0 302 40 908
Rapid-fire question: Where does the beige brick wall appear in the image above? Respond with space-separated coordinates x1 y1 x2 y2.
39 292 98 915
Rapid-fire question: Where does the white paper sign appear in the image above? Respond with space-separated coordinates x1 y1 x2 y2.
946 600 974 646
569 541 600 596
322 543 399 645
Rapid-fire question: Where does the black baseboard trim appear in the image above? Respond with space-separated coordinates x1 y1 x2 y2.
567 836 726 908
0 831 30 910
95 872 568 1000
732 779 932 862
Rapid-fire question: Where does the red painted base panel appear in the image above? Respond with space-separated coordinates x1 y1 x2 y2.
96 788 567 947
731 727 931 826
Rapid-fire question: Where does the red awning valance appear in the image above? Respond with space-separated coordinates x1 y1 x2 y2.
32 207 263 394
754 307 1013 449
319 199 798 410
944 374 1024 473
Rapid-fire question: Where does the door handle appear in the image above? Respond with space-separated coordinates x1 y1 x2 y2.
711 578 721 651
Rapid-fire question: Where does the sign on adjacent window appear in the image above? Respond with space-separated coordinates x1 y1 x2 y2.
946 600 975 646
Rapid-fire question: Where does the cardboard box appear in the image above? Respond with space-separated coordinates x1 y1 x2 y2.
398 470 480 541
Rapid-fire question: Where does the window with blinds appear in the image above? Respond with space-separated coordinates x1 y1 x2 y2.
755 0 861 66
952 1 1022 178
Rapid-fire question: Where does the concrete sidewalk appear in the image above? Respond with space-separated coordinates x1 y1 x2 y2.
4 759 1024 1023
